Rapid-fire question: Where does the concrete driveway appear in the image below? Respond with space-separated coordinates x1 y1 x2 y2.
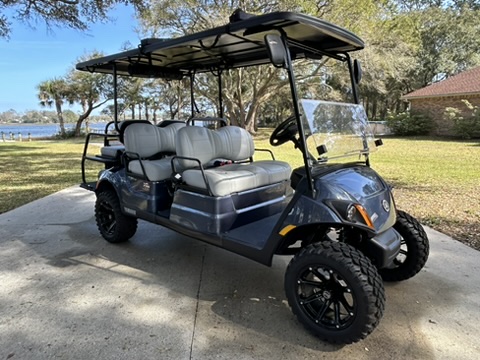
0 186 479 359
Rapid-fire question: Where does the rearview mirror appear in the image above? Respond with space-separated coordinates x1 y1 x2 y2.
265 34 287 68
354 59 362 84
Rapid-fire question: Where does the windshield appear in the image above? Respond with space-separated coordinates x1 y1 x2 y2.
299 99 377 164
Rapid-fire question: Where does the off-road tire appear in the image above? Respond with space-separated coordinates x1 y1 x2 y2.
285 241 385 344
95 190 137 243
379 210 429 282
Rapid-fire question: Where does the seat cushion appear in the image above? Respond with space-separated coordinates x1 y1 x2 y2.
128 158 172 181
252 160 291 183
182 167 264 197
101 145 124 158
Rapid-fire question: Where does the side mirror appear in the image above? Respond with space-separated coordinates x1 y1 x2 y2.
354 59 362 84
265 34 287 68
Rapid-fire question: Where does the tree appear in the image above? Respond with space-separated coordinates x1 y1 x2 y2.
118 76 145 120
138 0 400 131
37 78 70 136
0 0 146 38
66 52 113 136
0 109 19 122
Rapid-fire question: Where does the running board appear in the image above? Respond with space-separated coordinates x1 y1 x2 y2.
80 182 96 192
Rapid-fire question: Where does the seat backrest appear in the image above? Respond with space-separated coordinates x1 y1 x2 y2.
124 122 185 158
118 120 151 143
216 126 255 160
175 125 254 168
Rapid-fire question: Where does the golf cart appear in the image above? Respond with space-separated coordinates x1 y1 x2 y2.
77 10 429 344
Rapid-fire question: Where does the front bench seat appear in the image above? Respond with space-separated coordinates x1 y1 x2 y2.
175 126 291 196
124 122 185 181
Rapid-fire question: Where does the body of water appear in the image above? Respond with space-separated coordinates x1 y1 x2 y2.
0 123 108 139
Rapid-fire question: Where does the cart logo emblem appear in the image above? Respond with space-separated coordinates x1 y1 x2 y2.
382 200 390 212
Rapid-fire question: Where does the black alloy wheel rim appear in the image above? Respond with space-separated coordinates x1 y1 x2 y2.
98 200 116 236
296 265 356 330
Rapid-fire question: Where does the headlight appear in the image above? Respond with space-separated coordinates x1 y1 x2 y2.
346 205 357 221
352 204 375 229
329 200 375 230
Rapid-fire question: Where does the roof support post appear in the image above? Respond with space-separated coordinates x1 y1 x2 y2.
280 34 315 197
190 73 195 117
347 54 359 105
113 63 119 132
347 54 370 165
218 71 224 118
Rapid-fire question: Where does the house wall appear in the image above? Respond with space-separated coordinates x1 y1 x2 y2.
409 94 480 136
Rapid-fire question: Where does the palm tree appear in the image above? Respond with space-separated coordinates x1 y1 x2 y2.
37 78 69 137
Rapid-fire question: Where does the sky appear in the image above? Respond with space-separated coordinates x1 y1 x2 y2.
0 4 143 114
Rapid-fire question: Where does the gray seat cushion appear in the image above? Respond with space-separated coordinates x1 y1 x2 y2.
128 158 173 181
182 167 259 196
251 160 291 183
100 145 124 158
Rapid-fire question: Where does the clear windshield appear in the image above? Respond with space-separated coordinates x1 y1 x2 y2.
299 99 377 164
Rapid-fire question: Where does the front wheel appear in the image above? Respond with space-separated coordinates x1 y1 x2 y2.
285 241 385 344
379 210 429 281
95 190 138 243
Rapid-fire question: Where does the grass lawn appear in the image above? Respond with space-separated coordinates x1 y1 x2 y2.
255 133 480 250
0 138 103 214
1 134 479 250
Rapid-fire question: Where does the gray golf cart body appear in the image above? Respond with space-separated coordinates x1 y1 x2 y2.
77 10 399 267
76 10 430 344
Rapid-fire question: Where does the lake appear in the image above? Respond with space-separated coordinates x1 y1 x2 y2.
0 123 108 139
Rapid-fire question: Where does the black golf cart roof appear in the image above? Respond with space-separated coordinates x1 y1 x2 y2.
76 10 364 78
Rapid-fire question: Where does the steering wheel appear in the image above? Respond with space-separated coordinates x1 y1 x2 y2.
269 115 298 147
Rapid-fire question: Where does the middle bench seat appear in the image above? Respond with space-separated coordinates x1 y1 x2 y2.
124 122 185 181
175 126 291 196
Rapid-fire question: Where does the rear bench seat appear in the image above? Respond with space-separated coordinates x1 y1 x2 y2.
175 126 291 196
123 122 185 181
99 120 151 160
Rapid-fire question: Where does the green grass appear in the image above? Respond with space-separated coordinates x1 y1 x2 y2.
257 133 480 250
1 134 479 250
0 139 103 214
371 137 480 250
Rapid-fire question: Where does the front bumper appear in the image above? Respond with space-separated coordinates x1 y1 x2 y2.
366 227 401 268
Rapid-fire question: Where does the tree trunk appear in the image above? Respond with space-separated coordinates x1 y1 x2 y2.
55 101 66 136
74 99 108 137
244 102 259 134
144 102 149 121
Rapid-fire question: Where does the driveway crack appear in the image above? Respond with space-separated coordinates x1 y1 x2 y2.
189 245 206 359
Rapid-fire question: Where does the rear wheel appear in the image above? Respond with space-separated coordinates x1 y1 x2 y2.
379 210 429 281
95 190 137 243
285 241 385 344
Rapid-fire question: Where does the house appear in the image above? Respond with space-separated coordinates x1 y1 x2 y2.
401 66 480 136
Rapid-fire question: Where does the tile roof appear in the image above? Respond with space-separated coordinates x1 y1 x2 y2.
402 66 480 100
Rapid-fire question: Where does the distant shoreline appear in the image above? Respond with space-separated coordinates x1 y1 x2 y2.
0 123 107 138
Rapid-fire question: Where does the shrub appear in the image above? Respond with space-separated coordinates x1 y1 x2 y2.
449 101 480 139
386 112 434 136
54 128 79 139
